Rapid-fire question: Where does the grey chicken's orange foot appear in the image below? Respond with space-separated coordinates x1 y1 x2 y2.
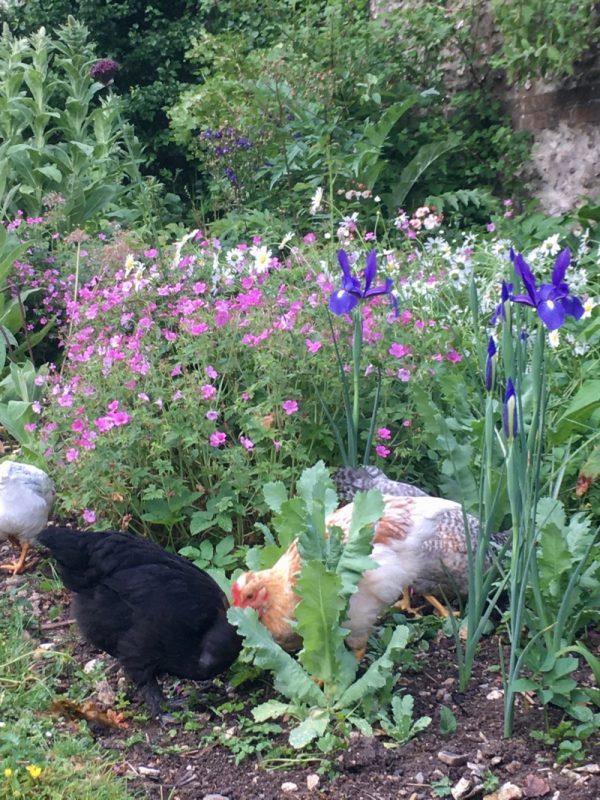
0 542 30 574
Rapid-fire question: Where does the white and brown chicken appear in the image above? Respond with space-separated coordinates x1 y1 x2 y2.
232 467 501 659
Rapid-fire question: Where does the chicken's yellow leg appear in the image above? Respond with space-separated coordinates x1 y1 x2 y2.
0 540 30 575
352 647 366 662
423 594 460 618
393 587 423 618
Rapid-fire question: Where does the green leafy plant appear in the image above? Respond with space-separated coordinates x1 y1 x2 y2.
438 704 458 736
531 715 600 764
378 694 432 746
431 776 453 797
491 0 600 82
0 18 142 229
228 461 430 750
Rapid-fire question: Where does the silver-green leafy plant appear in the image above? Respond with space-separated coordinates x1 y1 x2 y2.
0 18 140 228
228 461 430 750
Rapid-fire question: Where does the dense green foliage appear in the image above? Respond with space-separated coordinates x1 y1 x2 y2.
0 18 144 228
491 0 600 82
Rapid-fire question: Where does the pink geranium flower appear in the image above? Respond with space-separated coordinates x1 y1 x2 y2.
209 431 227 447
305 339 322 353
389 342 412 359
201 384 217 400
282 399 298 415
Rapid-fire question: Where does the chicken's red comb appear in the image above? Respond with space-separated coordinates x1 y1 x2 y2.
230 580 241 606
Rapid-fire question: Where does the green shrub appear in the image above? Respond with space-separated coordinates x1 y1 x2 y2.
0 18 144 229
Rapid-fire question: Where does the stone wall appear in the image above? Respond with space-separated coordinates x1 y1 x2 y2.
371 0 600 214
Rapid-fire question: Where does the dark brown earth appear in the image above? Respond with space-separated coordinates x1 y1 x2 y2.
3 544 599 800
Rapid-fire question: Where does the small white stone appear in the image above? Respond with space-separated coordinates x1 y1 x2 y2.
137 766 160 777
281 782 298 793
306 774 320 791
95 679 116 707
483 782 523 800
83 658 104 673
451 777 473 799
486 688 504 700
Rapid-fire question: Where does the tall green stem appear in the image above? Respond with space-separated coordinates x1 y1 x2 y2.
351 311 363 468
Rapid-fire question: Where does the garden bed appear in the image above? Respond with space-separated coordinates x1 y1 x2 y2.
4 548 598 800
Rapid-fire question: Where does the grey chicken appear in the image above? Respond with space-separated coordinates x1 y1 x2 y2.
0 460 55 574
333 465 428 504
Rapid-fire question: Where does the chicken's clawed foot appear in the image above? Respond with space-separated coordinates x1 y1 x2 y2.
422 594 461 618
393 588 460 619
0 542 31 575
393 587 423 618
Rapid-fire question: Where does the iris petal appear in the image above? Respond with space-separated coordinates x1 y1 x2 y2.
364 250 377 293
513 253 537 304
364 277 393 298
329 289 359 315
562 295 584 320
552 248 571 287
537 300 565 331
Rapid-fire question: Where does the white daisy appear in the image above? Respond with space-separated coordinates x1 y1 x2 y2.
250 245 272 274
309 187 324 215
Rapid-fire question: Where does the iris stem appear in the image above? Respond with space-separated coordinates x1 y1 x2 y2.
351 310 363 468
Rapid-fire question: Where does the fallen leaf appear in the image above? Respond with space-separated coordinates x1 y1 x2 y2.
575 472 593 497
50 698 129 729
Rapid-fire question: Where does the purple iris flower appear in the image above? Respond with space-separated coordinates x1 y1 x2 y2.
510 248 584 331
329 250 398 316
485 336 496 392
491 280 513 325
503 377 518 440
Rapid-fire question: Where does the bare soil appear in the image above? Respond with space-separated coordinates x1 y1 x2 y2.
3 546 599 800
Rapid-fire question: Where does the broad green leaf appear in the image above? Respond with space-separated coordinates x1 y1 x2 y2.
439 704 457 735
552 381 600 441
295 560 355 686
336 625 409 708
511 677 539 693
565 513 594 558
35 164 62 183
204 567 230 596
364 98 419 149
252 699 290 721
288 709 330 749
0 400 35 444
227 607 324 706
296 460 337 521
11 317 55 362
536 497 571 597
272 497 306 547
348 715 373 736
559 643 600 685
336 489 383 598
263 480 288 514
392 136 462 208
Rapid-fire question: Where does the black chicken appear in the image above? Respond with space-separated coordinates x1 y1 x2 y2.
38 527 241 716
